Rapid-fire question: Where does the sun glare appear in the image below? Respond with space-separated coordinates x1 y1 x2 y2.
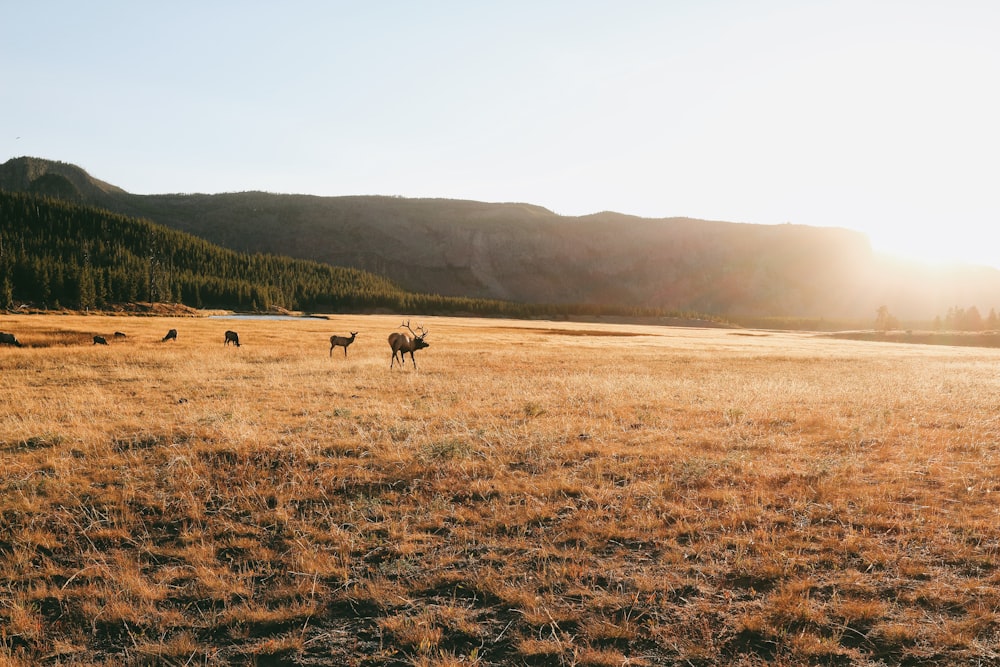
867 228 1000 269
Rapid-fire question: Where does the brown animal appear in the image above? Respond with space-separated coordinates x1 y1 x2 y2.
388 321 429 369
224 330 241 347
0 332 23 347
162 329 177 342
114 331 126 339
329 332 358 357
93 335 108 345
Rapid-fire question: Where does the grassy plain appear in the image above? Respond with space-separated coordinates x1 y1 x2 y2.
1 314 1000 665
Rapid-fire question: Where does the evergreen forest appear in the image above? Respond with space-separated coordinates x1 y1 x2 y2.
0 192 707 321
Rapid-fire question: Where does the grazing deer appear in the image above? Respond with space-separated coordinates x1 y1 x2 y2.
388 321 429 369
93 335 108 345
0 332 22 347
330 332 358 357
162 329 178 342
224 330 241 347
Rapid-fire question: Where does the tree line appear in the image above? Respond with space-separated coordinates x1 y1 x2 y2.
875 304 1000 332
933 306 1000 332
0 191 714 322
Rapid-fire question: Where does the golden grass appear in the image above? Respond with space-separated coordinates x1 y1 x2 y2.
2 313 1000 664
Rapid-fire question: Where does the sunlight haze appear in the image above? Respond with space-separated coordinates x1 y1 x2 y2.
5 1 1000 268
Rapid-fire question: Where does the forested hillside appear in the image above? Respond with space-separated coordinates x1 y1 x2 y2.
5 156 1000 321
0 192 714 321
0 192 402 311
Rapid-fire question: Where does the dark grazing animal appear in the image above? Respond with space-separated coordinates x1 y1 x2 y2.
388 321 429 369
329 332 358 357
93 335 108 345
162 329 178 342
114 331 126 339
0 332 23 347
224 330 241 347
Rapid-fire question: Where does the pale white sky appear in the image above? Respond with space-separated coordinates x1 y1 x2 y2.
5 1 1000 267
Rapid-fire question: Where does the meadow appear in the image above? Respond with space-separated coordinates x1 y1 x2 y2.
1 314 999 666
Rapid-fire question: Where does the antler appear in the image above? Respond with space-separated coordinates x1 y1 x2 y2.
400 320 427 338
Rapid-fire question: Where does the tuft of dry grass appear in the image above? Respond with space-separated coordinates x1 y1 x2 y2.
2 313 1000 664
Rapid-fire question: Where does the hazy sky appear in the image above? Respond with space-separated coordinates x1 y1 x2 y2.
5 1 1000 267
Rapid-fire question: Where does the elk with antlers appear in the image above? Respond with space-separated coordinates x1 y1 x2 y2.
388 321 429 369
329 332 358 358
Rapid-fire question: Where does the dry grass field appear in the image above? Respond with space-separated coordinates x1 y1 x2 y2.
2 314 1000 666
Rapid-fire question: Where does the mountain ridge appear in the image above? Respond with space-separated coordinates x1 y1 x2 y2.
3 155 998 321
